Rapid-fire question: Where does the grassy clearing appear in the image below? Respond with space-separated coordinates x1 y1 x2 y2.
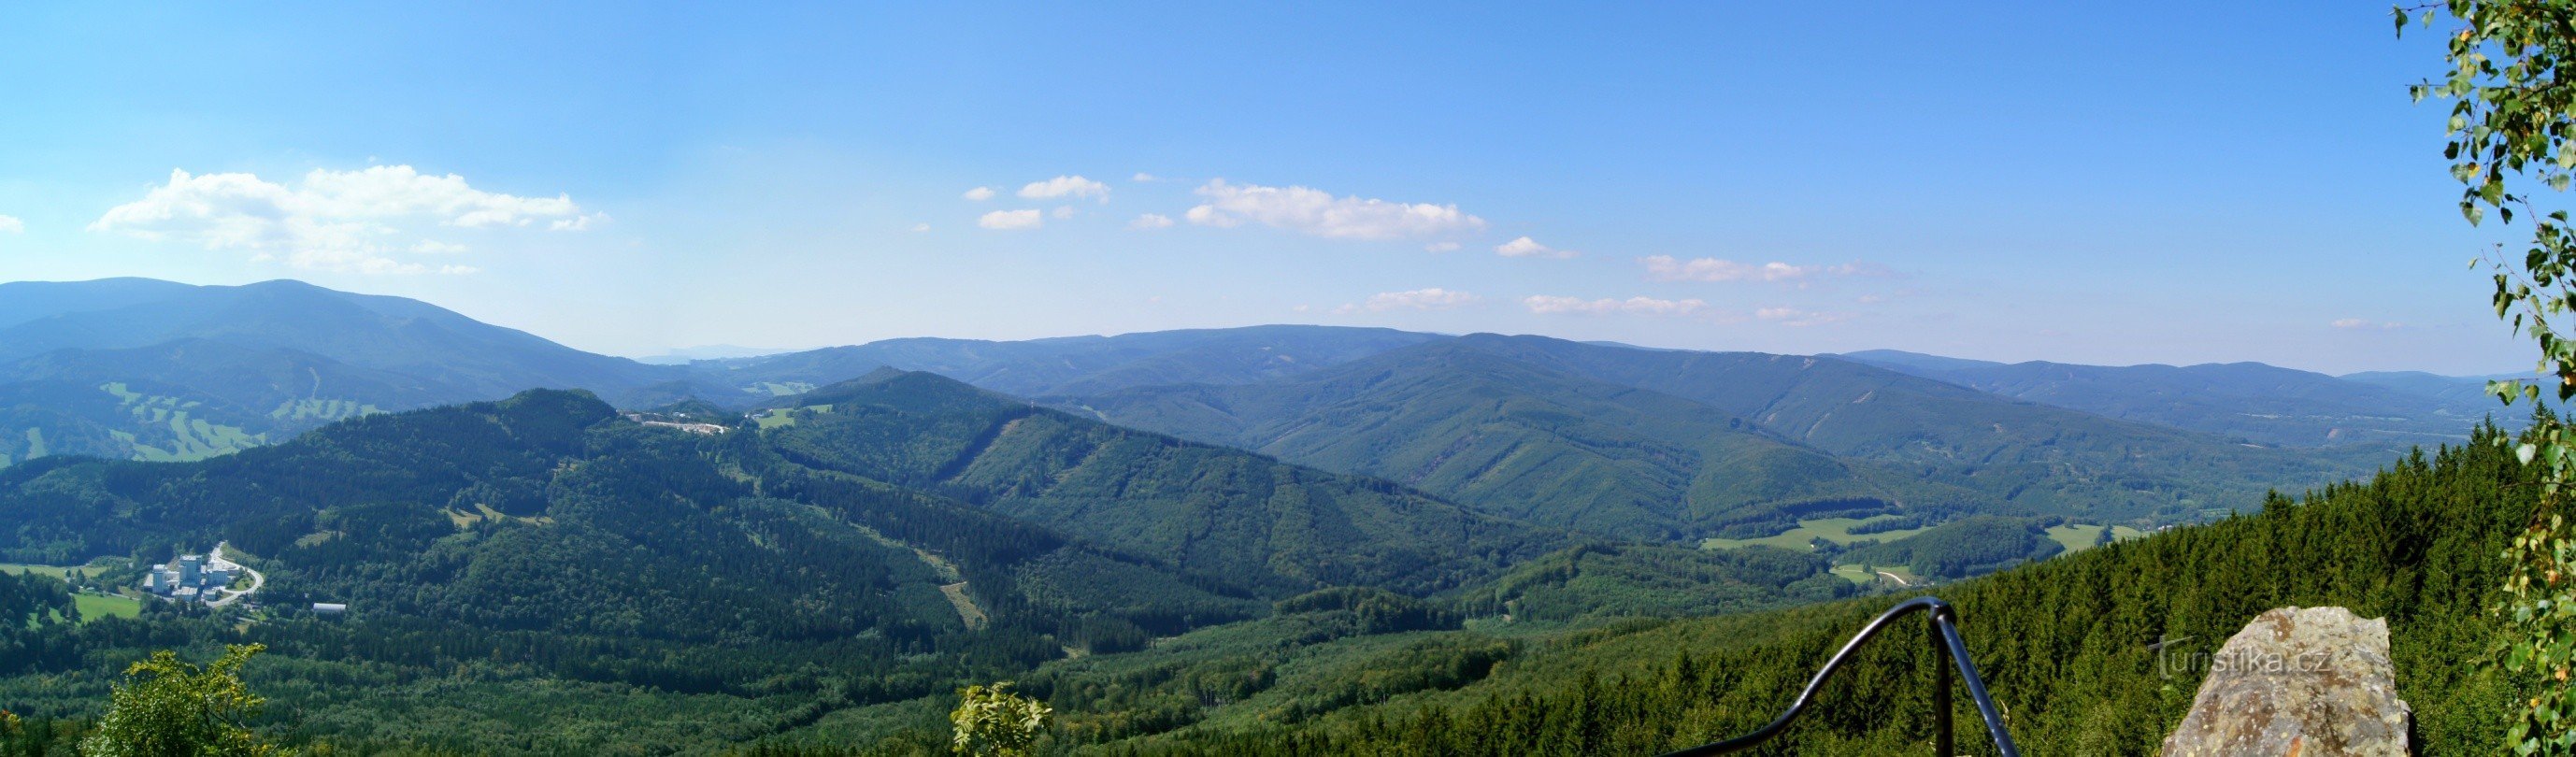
271 397 381 422
2 563 145 622
752 405 834 430
1698 515 1929 551
99 382 268 462
754 381 818 396
0 563 73 578
2044 523 2147 554
75 593 142 620
1828 564 1921 586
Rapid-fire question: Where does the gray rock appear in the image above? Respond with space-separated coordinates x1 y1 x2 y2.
2160 607 2411 756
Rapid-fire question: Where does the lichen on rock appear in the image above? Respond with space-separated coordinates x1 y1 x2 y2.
2160 607 2411 756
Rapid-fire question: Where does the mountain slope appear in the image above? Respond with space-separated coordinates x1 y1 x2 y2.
0 279 731 466
700 325 1441 398
1074 431 2520 755
1067 341 1981 540
1839 349 2501 447
757 370 1566 595
1368 335 2382 525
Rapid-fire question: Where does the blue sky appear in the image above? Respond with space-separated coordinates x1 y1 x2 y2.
0 2 2534 374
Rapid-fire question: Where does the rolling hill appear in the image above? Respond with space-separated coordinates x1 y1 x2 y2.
1838 349 2510 447
0 279 725 466
1065 341 1981 540
755 369 1565 595
1076 336 2384 533
694 324 1442 398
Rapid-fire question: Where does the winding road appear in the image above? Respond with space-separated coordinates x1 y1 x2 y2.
206 542 265 607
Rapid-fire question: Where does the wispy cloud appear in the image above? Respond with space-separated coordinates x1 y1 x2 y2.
979 209 1043 230
1019 176 1110 202
1754 307 1853 327
1523 294 1706 316
1643 256 1812 282
1424 241 1461 252
89 165 594 275
1129 213 1175 230
0 215 21 235
1496 236 1578 259
1184 179 1485 241
963 186 996 201
1338 288 1479 313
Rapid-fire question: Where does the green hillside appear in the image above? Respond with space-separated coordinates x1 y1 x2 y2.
1053 431 2521 755
1839 350 2505 447
0 388 1309 750
1071 342 1976 541
702 325 1441 399
760 370 1566 595
1438 335 2385 525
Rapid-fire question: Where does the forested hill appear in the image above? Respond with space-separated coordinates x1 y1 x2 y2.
1086 428 2524 755
1066 340 1968 541
700 325 1442 398
758 369 1566 595
0 279 710 467
1836 349 2508 447
1069 335 2385 534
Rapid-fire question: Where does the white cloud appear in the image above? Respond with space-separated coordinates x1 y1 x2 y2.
1183 179 1486 240
979 209 1044 230
1424 241 1460 252
1052 206 1078 220
1338 288 1479 313
1523 294 1706 316
911 222 932 233
2332 318 2404 331
409 240 469 254
963 186 997 201
1640 255 1821 282
90 166 594 275
1496 236 1577 259
437 264 480 276
1755 307 1853 327
1019 176 1110 202
1132 172 1158 182
1129 213 1175 230
0 215 21 234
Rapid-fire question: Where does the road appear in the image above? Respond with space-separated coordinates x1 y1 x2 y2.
206 542 265 607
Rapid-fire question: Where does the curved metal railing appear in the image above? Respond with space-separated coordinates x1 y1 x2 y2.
1657 595 2020 756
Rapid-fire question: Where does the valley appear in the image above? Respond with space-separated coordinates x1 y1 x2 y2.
0 279 2535 754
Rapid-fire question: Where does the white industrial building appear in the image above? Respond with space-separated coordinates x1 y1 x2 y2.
144 552 235 601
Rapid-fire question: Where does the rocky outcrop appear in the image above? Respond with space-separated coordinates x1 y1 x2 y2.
2160 607 2411 756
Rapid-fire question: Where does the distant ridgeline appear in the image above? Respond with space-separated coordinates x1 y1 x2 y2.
0 279 2465 541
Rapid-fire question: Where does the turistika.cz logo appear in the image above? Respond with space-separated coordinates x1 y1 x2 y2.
2147 635 2329 680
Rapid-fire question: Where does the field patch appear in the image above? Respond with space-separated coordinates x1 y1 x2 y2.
2046 523 2148 554
1699 515 1929 551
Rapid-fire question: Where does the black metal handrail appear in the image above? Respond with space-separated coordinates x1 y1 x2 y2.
1657 595 2020 756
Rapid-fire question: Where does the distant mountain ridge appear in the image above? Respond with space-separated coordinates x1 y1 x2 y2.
1065 340 1976 540
0 279 706 465
1072 335 2383 535
0 276 2453 539
1834 349 2512 447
